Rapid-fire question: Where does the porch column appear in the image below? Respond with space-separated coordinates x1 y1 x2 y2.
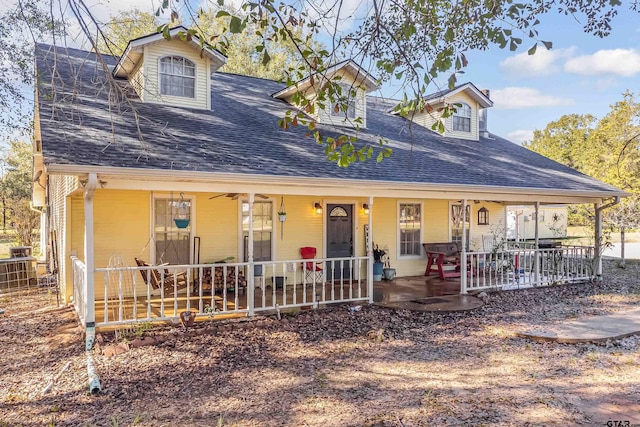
83 173 97 330
367 196 374 303
534 202 540 284
460 199 468 294
594 202 603 280
247 193 255 315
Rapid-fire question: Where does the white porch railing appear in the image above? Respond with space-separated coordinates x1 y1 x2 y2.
92 256 370 328
465 245 595 292
71 256 87 325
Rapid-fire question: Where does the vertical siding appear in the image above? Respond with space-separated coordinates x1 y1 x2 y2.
142 39 210 110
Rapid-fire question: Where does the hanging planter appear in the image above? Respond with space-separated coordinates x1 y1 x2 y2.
278 212 287 222
174 218 190 228
174 192 190 228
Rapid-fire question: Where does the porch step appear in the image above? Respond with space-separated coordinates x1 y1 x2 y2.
375 294 483 313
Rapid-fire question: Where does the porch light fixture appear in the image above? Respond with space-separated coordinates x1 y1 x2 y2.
314 202 323 214
363 203 370 214
478 207 489 225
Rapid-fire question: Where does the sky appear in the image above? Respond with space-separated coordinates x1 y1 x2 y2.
2 0 640 146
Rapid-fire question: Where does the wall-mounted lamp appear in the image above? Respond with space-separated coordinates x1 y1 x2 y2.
363 203 370 214
314 202 323 215
477 207 489 225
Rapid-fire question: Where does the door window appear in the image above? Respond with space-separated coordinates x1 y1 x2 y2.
242 201 273 261
451 203 471 251
154 197 191 265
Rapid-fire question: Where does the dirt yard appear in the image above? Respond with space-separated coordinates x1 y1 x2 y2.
1 260 639 426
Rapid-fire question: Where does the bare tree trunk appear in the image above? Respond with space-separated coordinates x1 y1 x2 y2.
620 227 626 269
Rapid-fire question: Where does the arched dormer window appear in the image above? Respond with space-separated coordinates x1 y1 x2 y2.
452 103 471 132
159 56 195 98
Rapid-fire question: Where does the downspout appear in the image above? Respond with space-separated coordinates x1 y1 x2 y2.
594 196 620 281
367 196 374 303
534 202 540 285
83 173 102 395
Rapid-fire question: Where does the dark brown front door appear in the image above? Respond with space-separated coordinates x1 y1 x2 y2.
326 204 353 280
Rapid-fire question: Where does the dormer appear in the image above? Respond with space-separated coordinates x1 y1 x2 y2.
112 26 227 110
272 60 378 128
403 82 493 141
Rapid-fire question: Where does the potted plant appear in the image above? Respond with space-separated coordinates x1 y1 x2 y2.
372 244 385 281
383 255 396 281
278 211 287 222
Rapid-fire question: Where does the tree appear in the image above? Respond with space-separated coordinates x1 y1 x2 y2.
1 0 638 165
526 92 640 265
0 141 38 246
96 9 161 57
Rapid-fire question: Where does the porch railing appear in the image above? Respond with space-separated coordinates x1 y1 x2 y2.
93 256 370 328
465 245 594 292
71 256 87 325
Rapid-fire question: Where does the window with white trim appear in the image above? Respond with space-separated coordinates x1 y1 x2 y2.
399 203 421 256
154 197 191 265
331 83 356 119
452 103 471 132
159 56 195 98
242 201 273 262
450 203 471 251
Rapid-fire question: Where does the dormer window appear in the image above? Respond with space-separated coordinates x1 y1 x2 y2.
452 103 471 132
159 56 195 98
331 83 356 119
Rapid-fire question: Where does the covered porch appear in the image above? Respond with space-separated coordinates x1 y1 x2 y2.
61 172 614 330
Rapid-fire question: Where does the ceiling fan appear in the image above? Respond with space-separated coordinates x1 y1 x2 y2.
209 193 269 200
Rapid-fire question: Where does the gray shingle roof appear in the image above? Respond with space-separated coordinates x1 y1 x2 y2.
35 43 622 196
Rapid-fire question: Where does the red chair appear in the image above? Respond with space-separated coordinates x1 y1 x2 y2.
300 247 323 282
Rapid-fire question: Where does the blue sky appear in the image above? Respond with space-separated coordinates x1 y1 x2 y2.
3 0 639 147
453 8 640 143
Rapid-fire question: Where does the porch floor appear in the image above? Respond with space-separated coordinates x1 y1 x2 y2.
95 274 481 327
374 275 483 312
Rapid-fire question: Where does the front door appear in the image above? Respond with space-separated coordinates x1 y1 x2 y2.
326 204 353 280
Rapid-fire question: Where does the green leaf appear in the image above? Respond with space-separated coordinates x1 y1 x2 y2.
229 16 242 33
527 43 537 56
542 40 553 50
215 10 230 18
262 51 270 66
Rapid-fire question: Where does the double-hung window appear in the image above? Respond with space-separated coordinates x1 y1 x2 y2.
331 83 356 119
399 203 421 256
159 56 195 98
452 103 471 132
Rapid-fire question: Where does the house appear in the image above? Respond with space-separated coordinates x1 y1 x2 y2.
32 27 626 331
507 205 569 241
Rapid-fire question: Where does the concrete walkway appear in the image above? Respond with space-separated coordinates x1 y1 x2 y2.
518 308 640 343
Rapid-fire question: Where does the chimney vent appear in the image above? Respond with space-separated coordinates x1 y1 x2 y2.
479 89 490 138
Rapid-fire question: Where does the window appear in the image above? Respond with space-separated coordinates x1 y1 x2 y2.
399 203 421 256
242 201 273 262
450 203 471 251
154 197 191 265
477 207 489 225
331 83 356 119
452 103 471 132
159 56 195 98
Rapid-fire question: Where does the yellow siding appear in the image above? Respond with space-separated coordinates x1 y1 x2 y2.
469 202 506 251
91 190 150 299
142 39 210 110
411 108 443 132
445 92 479 141
130 62 144 101
195 193 239 263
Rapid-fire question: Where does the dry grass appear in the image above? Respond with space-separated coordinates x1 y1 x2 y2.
0 260 639 426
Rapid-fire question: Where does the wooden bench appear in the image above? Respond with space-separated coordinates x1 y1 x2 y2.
423 242 462 279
